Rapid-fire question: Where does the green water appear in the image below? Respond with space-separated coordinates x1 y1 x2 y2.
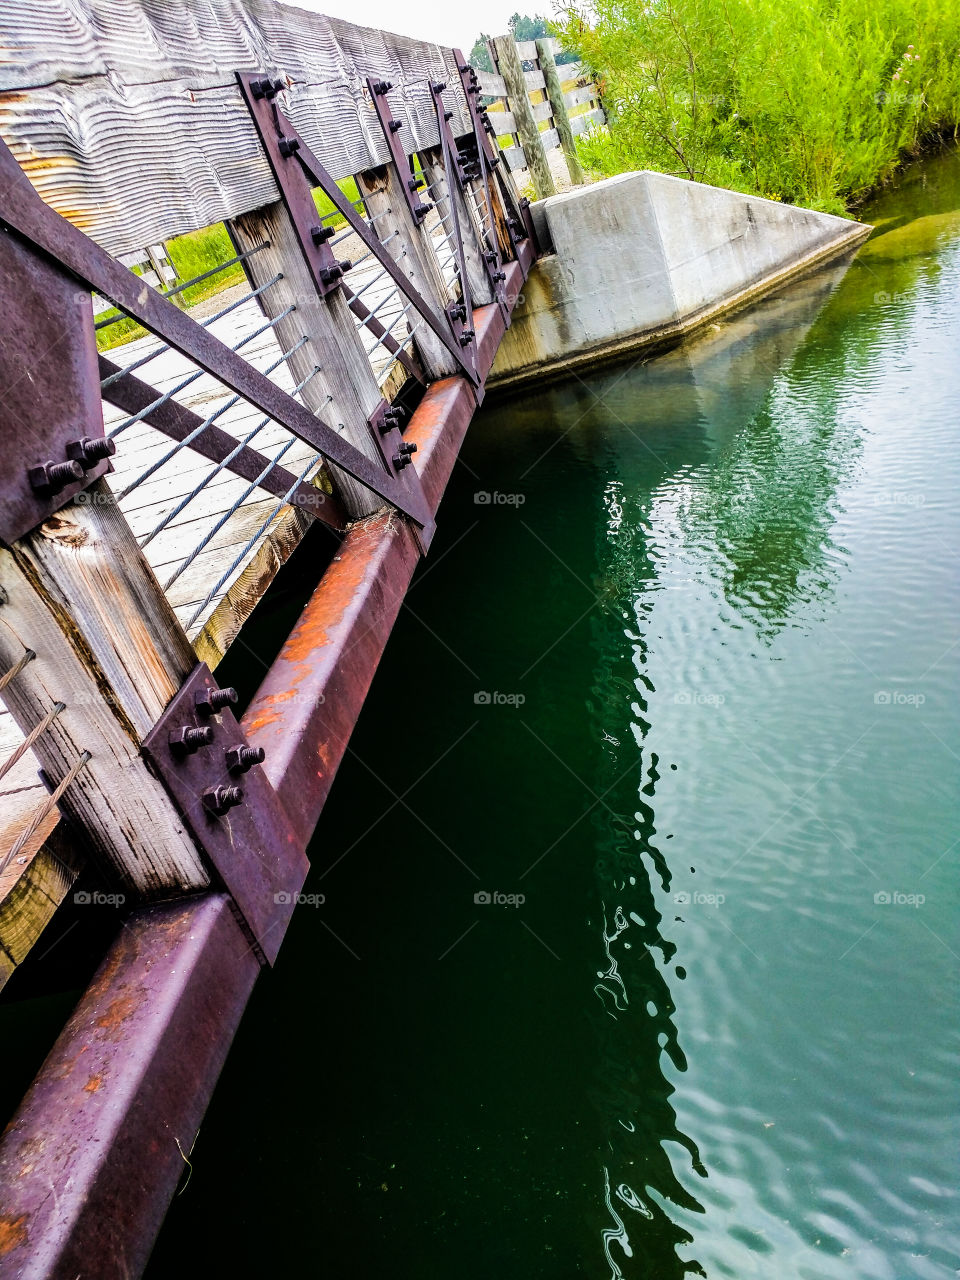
142 149 960 1277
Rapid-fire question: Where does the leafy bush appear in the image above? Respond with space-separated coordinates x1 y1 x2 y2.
556 0 960 213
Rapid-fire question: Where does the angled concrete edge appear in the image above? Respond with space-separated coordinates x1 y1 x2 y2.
490 170 872 391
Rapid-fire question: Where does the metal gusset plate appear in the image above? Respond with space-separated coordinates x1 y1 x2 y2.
366 77 433 224
237 71 479 388
142 663 309 966
0 136 433 534
0 228 114 544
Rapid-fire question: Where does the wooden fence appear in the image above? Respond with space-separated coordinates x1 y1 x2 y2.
479 35 605 196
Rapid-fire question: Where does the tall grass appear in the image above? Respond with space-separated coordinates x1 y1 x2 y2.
557 0 960 213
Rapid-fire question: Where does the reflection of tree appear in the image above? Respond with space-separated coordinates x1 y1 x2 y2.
584 479 708 1279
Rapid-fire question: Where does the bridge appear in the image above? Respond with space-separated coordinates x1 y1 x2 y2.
0 3 559 1274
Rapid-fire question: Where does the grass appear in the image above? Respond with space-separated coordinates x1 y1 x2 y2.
96 177 362 353
556 0 960 215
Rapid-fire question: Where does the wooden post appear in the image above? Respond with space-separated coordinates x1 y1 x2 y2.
536 39 585 186
0 484 209 895
229 201 388 520
418 147 495 310
491 36 556 200
355 164 460 380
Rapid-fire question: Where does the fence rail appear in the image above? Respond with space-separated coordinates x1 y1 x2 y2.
480 36 605 192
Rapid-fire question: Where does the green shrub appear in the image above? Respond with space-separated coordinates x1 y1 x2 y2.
557 0 960 213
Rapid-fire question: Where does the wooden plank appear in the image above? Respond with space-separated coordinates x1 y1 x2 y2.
515 40 538 60
503 145 527 172
530 100 554 124
486 108 517 135
558 62 589 86
0 483 208 895
570 108 606 137
0 0 474 257
476 69 507 97
523 68 546 92
564 83 602 110
540 127 560 152
491 36 555 200
537 38 585 185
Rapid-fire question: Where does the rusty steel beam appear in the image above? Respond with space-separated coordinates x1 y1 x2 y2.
0 894 259 1280
0 280 526 1280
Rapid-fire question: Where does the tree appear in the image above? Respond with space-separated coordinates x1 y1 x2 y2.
468 14 578 71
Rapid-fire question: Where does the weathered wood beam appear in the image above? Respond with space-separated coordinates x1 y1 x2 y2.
490 36 556 200
0 484 208 895
537 39 583 185
229 202 387 520
356 164 461 381
419 147 494 310
0 0 475 256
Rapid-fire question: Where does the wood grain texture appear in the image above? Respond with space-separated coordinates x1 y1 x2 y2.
0 0 475 255
229 201 386 519
356 164 460 380
491 37 555 200
0 482 208 894
537 39 585 186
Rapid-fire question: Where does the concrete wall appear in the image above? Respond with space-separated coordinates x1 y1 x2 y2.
490 171 871 389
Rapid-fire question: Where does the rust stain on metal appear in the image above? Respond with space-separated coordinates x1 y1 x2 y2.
0 1214 28 1256
82 1075 103 1094
95 994 138 1032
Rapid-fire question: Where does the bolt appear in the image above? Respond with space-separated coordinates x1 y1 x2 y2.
408 177 425 190
311 224 335 244
169 725 214 756
459 330 475 347
278 136 300 157
27 459 84 495
249 77 272 99
203 784 244 817
444 110 454 122
467 84 480 94
431 81 447 93
272 78 285 95
372 79 393 94
484 250 498 263
413 202 433 218
493 270 506 282
392 452 413 471
66 436 117 470
458 63 471 73
388 119 403 134
195 686 238 717
319 265 343 285
398 441 417 456
225 744 266 774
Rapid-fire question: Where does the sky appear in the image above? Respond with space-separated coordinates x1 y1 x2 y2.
282 0 537 57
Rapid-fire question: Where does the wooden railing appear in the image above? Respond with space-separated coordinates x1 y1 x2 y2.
479 35 605 196
0 0 537 986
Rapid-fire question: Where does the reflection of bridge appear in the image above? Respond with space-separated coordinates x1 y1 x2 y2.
0 6 539 1272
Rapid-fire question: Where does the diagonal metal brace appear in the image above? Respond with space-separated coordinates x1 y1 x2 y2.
237 71 481 389
366 77 433 225
0 135 434 535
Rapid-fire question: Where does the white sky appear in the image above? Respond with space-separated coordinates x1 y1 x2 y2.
282 0 544 59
